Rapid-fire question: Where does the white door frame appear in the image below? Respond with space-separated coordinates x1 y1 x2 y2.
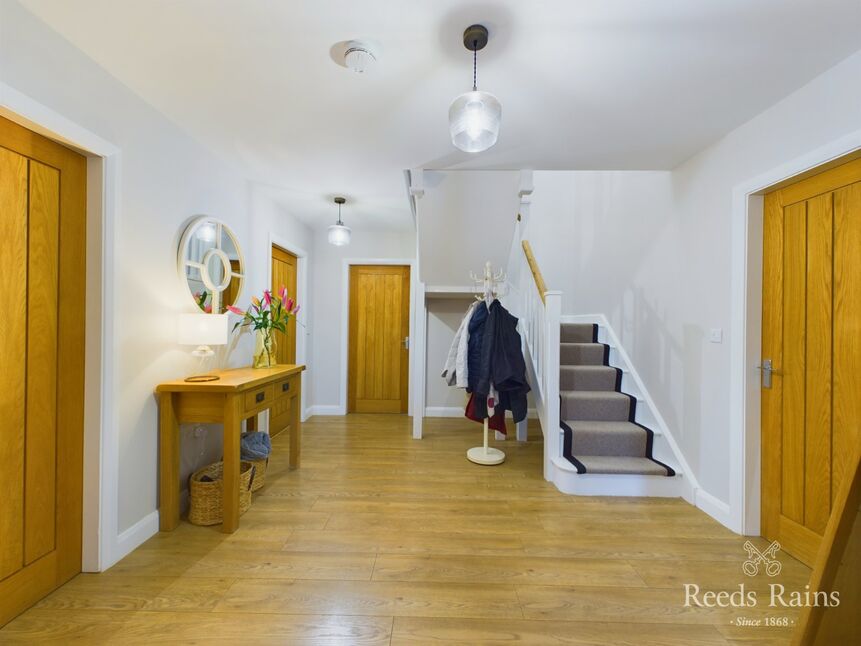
729 130 861 535
1 83 120 571
268 234 310 422
340 258 417 416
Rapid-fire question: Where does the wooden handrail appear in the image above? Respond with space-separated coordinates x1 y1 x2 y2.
792 447 861 644
522 240 548 303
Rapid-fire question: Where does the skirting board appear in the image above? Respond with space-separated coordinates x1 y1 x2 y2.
100 510 159 572
424 406 538 419
307 405 346 416
695 488 733 530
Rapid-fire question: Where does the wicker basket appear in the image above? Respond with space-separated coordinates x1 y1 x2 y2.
188 461 255 526
246 457 268 492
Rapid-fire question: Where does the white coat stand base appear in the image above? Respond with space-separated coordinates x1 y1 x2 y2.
467 419 505 465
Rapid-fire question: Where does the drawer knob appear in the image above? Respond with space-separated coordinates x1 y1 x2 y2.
255 392 265 403
282 382 290 392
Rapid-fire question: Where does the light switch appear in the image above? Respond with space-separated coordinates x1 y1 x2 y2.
709 328 723 344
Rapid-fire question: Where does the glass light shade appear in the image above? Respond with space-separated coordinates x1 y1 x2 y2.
448 90 501 153
328 223 352 246
177 313 228 350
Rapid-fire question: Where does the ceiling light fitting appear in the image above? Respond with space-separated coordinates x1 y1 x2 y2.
449 24 501 153
328 196 351 246
344 41 376 73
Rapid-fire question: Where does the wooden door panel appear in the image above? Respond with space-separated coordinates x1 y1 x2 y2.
270 246 297 435
348 265 410 414
833 182 861 503
762 157 861 567
25 161 61 564
804 193 833 534
781 201 806 525
0 147 28 582
0 115 86 626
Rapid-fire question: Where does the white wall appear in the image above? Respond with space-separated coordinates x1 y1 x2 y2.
0 0 314 557
425 298 472 411
523 50 861 509
308 229 416 412
418 170 520 286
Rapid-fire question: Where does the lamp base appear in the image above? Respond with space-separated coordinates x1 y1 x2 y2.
191 345 215 357
184 375 220 383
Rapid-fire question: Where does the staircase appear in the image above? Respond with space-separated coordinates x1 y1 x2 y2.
558 323 674 477
514 239 690 500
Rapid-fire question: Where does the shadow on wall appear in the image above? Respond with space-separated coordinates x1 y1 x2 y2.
613 284 703 471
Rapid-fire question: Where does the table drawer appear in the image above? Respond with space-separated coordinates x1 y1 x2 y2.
244 384 275 414
274 376 297 398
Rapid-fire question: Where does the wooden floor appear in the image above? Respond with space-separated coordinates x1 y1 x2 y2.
1 415 809 644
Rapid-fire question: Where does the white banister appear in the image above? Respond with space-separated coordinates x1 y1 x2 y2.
514 240 562 480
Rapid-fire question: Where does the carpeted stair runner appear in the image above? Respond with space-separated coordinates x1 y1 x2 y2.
559 323 674 476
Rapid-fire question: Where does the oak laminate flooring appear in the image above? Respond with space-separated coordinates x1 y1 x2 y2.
391 616 728 645
184 550 377 580
282 528 527 556
517 584 735 624
372 554 645 587
1 415 809 644
214 578 523 619
629 558 811 592
33 575 235 612
1 609 393 645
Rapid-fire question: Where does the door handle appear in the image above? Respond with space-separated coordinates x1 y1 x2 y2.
756 359 783 389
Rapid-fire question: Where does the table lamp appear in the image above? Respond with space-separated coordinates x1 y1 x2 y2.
177 313 228 382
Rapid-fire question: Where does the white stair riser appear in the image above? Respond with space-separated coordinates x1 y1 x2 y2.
549 457 685 498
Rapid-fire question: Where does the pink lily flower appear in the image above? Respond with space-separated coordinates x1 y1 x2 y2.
203 304 212 313
263 290 272 306
226 305 244 315
279 286 287 302
285 297 294 312
293 304 301 315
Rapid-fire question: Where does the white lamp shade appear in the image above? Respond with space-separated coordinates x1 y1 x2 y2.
177 313 228 346
328 223 352 246
449 90 501 153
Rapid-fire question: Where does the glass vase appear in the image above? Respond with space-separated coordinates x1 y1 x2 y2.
252 329 277 368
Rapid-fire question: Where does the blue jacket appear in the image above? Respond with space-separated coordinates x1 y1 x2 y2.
468 300 530 422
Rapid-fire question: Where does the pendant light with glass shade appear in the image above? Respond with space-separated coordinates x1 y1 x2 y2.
449 24 501 153
328 196 351 246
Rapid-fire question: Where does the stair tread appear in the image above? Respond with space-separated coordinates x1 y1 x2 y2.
569 455 673 476
562 420 646 432
560 390 631 400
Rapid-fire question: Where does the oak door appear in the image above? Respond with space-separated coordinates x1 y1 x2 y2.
0 116 86 625
270 245 298 436
762 157 861 566
348 265 410 413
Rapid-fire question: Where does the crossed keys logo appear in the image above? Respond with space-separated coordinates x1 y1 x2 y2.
743 540 782 577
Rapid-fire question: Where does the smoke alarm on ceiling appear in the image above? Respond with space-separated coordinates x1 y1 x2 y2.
344 41 376 73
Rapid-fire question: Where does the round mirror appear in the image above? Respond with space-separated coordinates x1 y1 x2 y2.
177 217 244 314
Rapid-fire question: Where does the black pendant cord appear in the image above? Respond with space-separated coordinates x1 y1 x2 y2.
337 202 343 226
472 43 477 91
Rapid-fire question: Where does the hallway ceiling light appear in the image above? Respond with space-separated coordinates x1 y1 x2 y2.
328 196 352 246
449 24 501 153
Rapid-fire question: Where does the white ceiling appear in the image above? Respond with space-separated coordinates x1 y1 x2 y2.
20 0 861 232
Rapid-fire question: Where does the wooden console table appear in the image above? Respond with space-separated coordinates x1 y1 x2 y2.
156 364 305 533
